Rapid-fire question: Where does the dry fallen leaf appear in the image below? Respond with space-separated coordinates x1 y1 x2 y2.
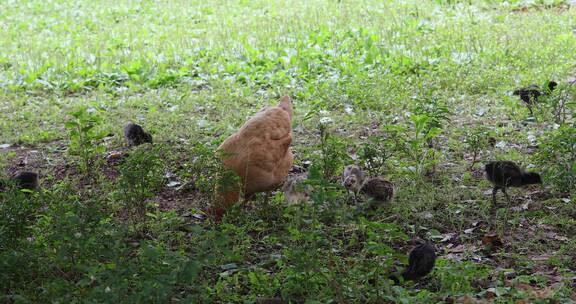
515 283 533 291
456 295 487 303
449 244 468 253
530 253 553 261
482 233 503 252
533 286 555 299
440 233 457 243
545 231 569 242
257 297 284 304
107 151 124 161
485 289 497 300
419 211 434 219
167 181 181 187
511 202 530 212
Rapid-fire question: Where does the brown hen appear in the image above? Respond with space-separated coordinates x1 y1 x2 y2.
210 95 294 220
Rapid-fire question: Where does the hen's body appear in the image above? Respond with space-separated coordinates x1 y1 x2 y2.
213 96 294 219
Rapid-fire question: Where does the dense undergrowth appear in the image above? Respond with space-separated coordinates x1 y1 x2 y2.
1 0 576 303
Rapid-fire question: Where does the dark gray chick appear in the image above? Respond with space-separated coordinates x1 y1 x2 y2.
124 122 152 146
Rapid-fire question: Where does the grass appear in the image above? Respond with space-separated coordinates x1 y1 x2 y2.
1 0 576 302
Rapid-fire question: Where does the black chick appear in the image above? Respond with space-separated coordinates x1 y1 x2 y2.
124 123 152 146
11 172 39 191
513 81 557 115
485 161 542 206
14 171 39 190
402 243 437 281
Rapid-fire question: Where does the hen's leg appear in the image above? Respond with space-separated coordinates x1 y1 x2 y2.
502 187 511 203
345 190 355 204
492 186 499 207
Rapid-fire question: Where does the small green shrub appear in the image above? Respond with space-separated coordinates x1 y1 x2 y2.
0 187 41 249
385 112 446 176
435 259 491 295
0 187 42 296
359 135 396 176
190 141 241 206
117 145 165 218
536 123 576 193
318 122 350 180
65 106 107 173
463 126 494 170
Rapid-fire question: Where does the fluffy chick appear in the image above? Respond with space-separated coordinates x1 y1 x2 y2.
124 122 153 146
513 81 557 115
15 171 39 190
342 165 365 196
360 177 394 204
2 171 40 191
402 243 437 281
485 160 542 206
282 174 312 204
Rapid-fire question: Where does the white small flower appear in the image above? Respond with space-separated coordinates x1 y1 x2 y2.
74 232 82 238
86 53 96 64
167 105 178 112
526 133 537 146
344 105 354 115
495 141 507 149
319 117 333 125
197 119 208 128
105 286 111 293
